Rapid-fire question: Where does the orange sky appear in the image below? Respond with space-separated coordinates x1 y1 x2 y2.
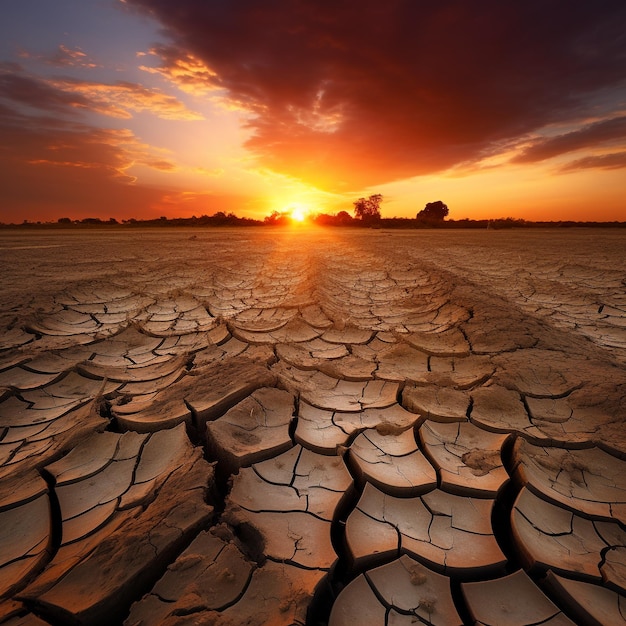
1 1 625 223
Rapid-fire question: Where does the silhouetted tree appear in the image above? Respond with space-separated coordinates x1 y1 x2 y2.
416 200 449 222
264 210 289 225
353 194 383 223
336 210 353 225
312 213 333 226
57 217 71 224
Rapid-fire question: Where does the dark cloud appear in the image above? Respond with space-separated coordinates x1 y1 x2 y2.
560 151 626 172
127 0 626 190
513 116 626 164
0 71 94 114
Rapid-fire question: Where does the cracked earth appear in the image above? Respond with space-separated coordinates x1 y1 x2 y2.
0 227 625 625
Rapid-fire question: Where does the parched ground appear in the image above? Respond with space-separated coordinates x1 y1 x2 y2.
0 226 625 626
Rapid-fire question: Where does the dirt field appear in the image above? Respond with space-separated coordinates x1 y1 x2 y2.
1 226 625 625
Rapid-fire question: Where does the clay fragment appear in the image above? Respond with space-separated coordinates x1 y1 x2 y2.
543 570 626 626
462 569 576 625
511 487 623 585
348 427 437 496
0 475 50 598
513 439 626 523
419 420 508 497
403 384 469 422
224 445 350 570
345 483 506 575
206 387 294 475
19 424 214 626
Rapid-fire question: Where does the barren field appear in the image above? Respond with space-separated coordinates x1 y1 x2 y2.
1 226 625 625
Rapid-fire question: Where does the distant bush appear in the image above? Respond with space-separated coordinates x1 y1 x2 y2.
416 201 449 222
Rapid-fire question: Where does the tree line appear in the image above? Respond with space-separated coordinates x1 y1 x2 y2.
4 196 625 228
353 195 449 224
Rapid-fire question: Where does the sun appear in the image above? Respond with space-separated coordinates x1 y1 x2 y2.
290 205 307 222
285 203 310 223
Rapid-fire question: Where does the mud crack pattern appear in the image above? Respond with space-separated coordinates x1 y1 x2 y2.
0 227 625 625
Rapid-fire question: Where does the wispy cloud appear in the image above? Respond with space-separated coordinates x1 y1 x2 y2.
560 151 626 172
0 71 181 221
512 116 626 164
0 66 203 121
19 44 100 69
138 46 219 95
0 71 94 114
0 118 168 221
0 109 175 180
50 78 204 120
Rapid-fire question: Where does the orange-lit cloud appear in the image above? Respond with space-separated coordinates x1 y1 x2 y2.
126 0 626 193
138 46 219 95
49 77 204 120
139 45 266 115
0 71 187 221
0 66 202 122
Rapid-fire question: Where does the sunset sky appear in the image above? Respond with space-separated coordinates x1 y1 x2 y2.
1 0 625 223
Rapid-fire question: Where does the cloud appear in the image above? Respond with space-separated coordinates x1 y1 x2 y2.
0 87 179 222
0 125 167 222
126 0 626 190
0 115 174 179
139 46 219 95
143 158 177 171
0 71 94 114
50 77 204 120
560 151 626 172
512 116 626 164
19 44 100 69
0 67 202 121
0 68 179 174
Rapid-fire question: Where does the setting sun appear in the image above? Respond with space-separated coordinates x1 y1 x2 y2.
287 204 309 223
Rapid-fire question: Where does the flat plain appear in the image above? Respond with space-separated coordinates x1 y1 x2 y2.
1 226 625 625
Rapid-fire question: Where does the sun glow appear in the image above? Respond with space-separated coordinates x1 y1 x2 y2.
285 203 311 223
290 205 307 222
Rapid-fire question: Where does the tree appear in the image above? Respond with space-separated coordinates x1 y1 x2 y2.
335 210 353 225
264 210 289 225
416 200 449 222
353 194 383 223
